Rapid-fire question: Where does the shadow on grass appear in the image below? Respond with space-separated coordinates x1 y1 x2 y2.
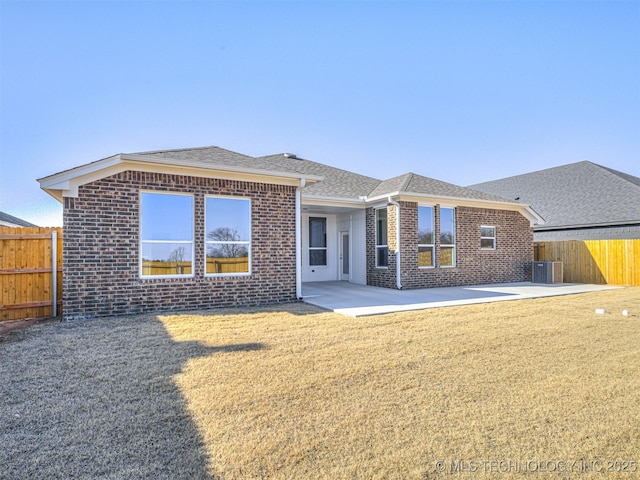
0 314 265 479
183 301 327 318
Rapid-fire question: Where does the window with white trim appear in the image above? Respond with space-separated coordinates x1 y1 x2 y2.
376 208 388 268
205 196 251 275
481 226 496 250
309 217 327 266
140 192 194 277
418 206 435 268
440 207 456 267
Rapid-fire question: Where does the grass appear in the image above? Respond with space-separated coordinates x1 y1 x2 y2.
1 288 639 479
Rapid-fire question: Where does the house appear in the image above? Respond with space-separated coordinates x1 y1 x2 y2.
38 146 542 320
0 211 38 227
469 161 640 241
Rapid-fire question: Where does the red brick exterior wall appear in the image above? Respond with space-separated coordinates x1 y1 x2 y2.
62 171 297 320
366 202 533 289
366 205 398 288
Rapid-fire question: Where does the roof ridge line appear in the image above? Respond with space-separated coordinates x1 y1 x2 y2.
400 173 415 192
592 162 640 188
129 145 255 159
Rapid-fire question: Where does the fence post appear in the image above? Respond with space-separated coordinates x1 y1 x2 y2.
52 230 57 317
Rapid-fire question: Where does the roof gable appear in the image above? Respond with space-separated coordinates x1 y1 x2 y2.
38 144 542 224
38 146 322 201
368 172 512 203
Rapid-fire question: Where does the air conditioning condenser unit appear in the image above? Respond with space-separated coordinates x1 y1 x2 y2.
532 261 563 283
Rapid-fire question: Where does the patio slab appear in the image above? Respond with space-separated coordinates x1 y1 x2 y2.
302 281 619 317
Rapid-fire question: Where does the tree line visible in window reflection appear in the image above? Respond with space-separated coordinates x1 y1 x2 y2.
440 232 454 244
168 246 187 274
418 228 434 244
207 227 248 258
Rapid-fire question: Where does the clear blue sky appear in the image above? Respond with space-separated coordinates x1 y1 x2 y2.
1 0 639 227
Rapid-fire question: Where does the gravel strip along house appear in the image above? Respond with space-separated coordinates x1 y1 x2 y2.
39 145 543 320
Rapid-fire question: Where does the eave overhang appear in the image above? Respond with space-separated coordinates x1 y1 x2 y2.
38 153 323 202
366 191 545 226
301 194 366 210
535 219 640 231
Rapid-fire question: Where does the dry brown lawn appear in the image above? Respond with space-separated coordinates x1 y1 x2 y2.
2 288 639 479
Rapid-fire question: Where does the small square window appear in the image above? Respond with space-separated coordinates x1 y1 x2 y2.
480 226 496 250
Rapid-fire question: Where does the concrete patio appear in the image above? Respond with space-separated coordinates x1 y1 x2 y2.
302 281 619 317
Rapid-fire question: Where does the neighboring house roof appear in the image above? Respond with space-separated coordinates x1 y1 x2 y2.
38 145 543 224
468 161 640 230
0 211 38 227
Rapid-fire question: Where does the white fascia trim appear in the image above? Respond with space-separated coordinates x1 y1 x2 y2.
39 154 322 202
38 155 124 201
535 220 639 231
301 195 367 209
120 154 324 182
366 191 544 226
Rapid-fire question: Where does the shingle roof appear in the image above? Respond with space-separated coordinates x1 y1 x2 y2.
255 154 381 199
40 145 535 214
0 211 38 227
133 146 507 203
369 173 511 202
468 161 640 229
132 146 302 175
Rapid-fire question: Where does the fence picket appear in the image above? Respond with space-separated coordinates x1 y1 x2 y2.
0 227 63 321
534 239 639 286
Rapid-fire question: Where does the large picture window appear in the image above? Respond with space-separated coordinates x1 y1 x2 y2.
376 208 388 268
418 206 435 268
206 197 251 275
140 192 194 277
309 217 327 266
440 207 456 267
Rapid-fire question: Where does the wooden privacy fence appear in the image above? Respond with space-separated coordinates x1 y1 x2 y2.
534 239 640 286
0 227 63 322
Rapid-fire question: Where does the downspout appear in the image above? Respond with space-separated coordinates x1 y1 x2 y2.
388 196 402 290
296 179 306 299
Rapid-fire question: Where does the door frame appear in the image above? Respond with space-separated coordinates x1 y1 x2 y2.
339 230 350 281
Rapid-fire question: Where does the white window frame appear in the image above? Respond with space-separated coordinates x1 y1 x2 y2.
418 205 435 268
480 225 497 250
375 208 388 268
308 216 328 267
140 191 195 279
205 195 252 277
439 206 456 268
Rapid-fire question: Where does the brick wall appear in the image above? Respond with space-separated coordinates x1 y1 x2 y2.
366 202 533 289
366 205 398 288
63 171 297 320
